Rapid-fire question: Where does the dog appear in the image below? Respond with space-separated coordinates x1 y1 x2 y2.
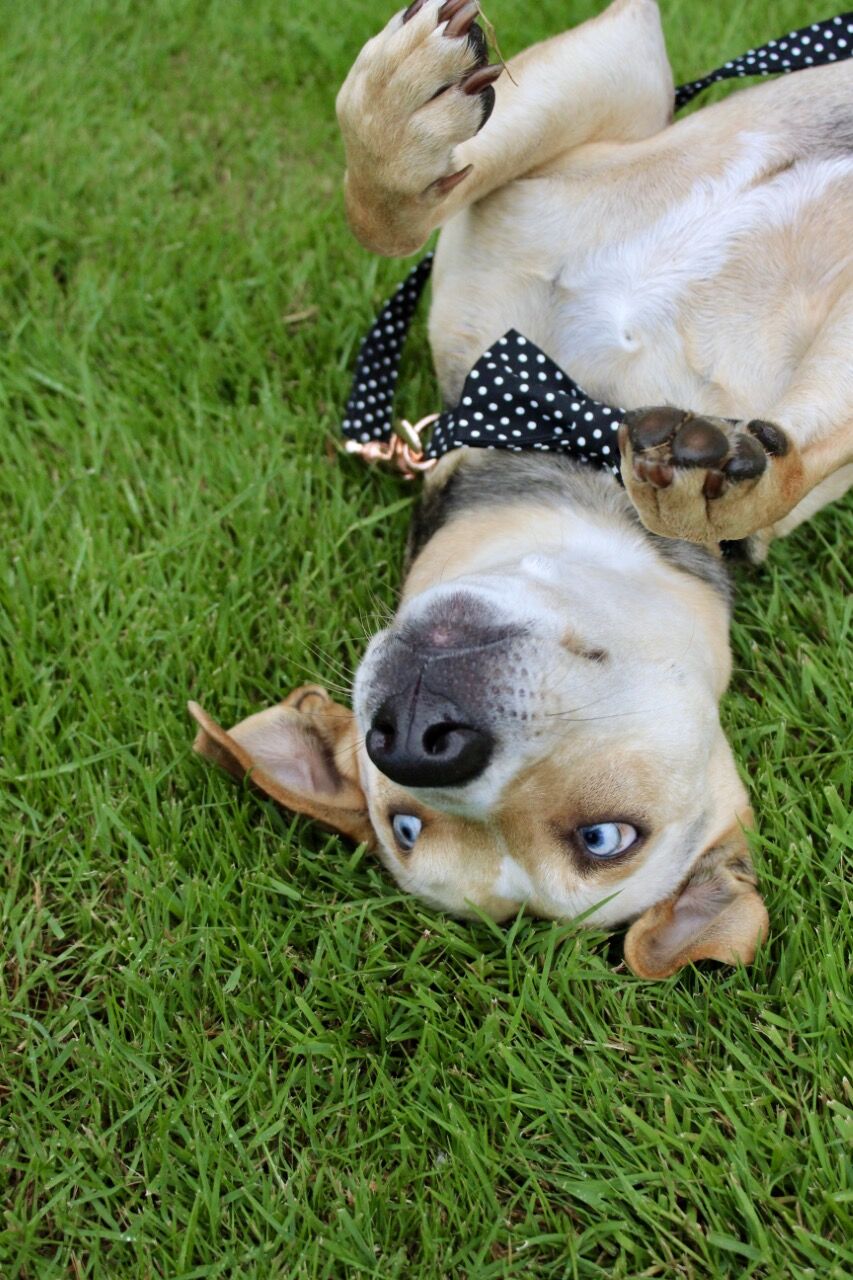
190 0 853 977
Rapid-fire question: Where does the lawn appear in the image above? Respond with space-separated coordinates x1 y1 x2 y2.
1 0 850 1275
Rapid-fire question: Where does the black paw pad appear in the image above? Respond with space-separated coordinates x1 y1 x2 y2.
671 418 729 468
724 434 767 480
746 419 789 457
623 406 685 450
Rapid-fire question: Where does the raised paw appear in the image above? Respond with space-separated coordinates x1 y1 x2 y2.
337 0 502 250
401 0 500 142
618 407 799 543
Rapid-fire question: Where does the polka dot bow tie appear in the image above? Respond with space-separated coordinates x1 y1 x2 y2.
342 10 853 477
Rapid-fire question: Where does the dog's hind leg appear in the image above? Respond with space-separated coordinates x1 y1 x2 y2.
336 0 672 256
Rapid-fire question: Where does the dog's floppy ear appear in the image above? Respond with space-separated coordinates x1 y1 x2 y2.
188 686 375 846
623 826 768 979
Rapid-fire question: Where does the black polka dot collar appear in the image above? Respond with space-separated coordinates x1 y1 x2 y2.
342 11 853 477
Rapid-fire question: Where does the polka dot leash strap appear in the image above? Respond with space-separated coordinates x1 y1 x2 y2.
675 10 853 110
342 11 853 472
342 255 435 448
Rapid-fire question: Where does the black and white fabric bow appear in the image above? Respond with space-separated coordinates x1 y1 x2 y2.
341 253 623 474
342 10 853 474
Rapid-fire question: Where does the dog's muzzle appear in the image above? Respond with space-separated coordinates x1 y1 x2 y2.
362 593 525 789
366 674 495 788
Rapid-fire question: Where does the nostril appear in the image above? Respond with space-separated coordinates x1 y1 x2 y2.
422 721 462 756
367 717 396 756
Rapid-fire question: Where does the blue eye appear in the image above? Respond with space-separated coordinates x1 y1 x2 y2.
577 822 638 859
391 813 422 852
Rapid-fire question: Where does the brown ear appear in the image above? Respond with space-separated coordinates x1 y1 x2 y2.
623 827 769 979
188 685 375 846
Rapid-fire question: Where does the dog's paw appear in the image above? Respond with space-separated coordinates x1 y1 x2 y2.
618 407 799 543
336 0 501 201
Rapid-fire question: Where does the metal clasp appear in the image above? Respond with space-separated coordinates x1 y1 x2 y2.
345 414 439 480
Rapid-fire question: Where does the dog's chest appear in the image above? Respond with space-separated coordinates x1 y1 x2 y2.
433 144 853 414
541 150 853 408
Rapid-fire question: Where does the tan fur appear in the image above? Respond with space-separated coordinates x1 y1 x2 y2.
339 0 853 542
623 823 769 978
405 496 733 694
190 677 768 975
189 485 759 975
187 0 852 978
189 689 374 846
619 428 809 543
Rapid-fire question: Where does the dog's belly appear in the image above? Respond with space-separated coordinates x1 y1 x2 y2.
430 154 853 420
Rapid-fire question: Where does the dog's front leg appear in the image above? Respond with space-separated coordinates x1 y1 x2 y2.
618 310 853 548
336 0 673 257
336 0 497 256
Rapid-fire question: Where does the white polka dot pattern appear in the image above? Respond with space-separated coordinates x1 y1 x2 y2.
342 254 434 445
426 330 623 476
341 258 624 477
675 11 853 109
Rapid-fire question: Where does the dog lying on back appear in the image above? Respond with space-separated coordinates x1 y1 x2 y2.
191 0 853 977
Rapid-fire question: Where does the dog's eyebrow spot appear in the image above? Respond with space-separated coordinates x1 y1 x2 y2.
560 628 608 663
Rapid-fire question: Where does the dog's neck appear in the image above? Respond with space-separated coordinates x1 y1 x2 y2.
404 451 734 697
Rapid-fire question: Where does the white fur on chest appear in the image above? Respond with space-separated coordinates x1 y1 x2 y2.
555 136 853 393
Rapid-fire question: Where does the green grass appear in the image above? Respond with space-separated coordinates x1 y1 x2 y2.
0 0 850 1275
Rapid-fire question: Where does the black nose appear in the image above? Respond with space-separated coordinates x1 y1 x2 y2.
366 689 494 788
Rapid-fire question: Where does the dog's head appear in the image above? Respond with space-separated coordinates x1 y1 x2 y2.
191 463 768 978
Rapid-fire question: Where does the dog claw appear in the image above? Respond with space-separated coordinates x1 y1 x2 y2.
702 470 726 499
437 0 471 22
443 0 480 39
646 461 674 489
426 163 473 197
634 458 674 489
461 63 503 94
403 0 428 22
